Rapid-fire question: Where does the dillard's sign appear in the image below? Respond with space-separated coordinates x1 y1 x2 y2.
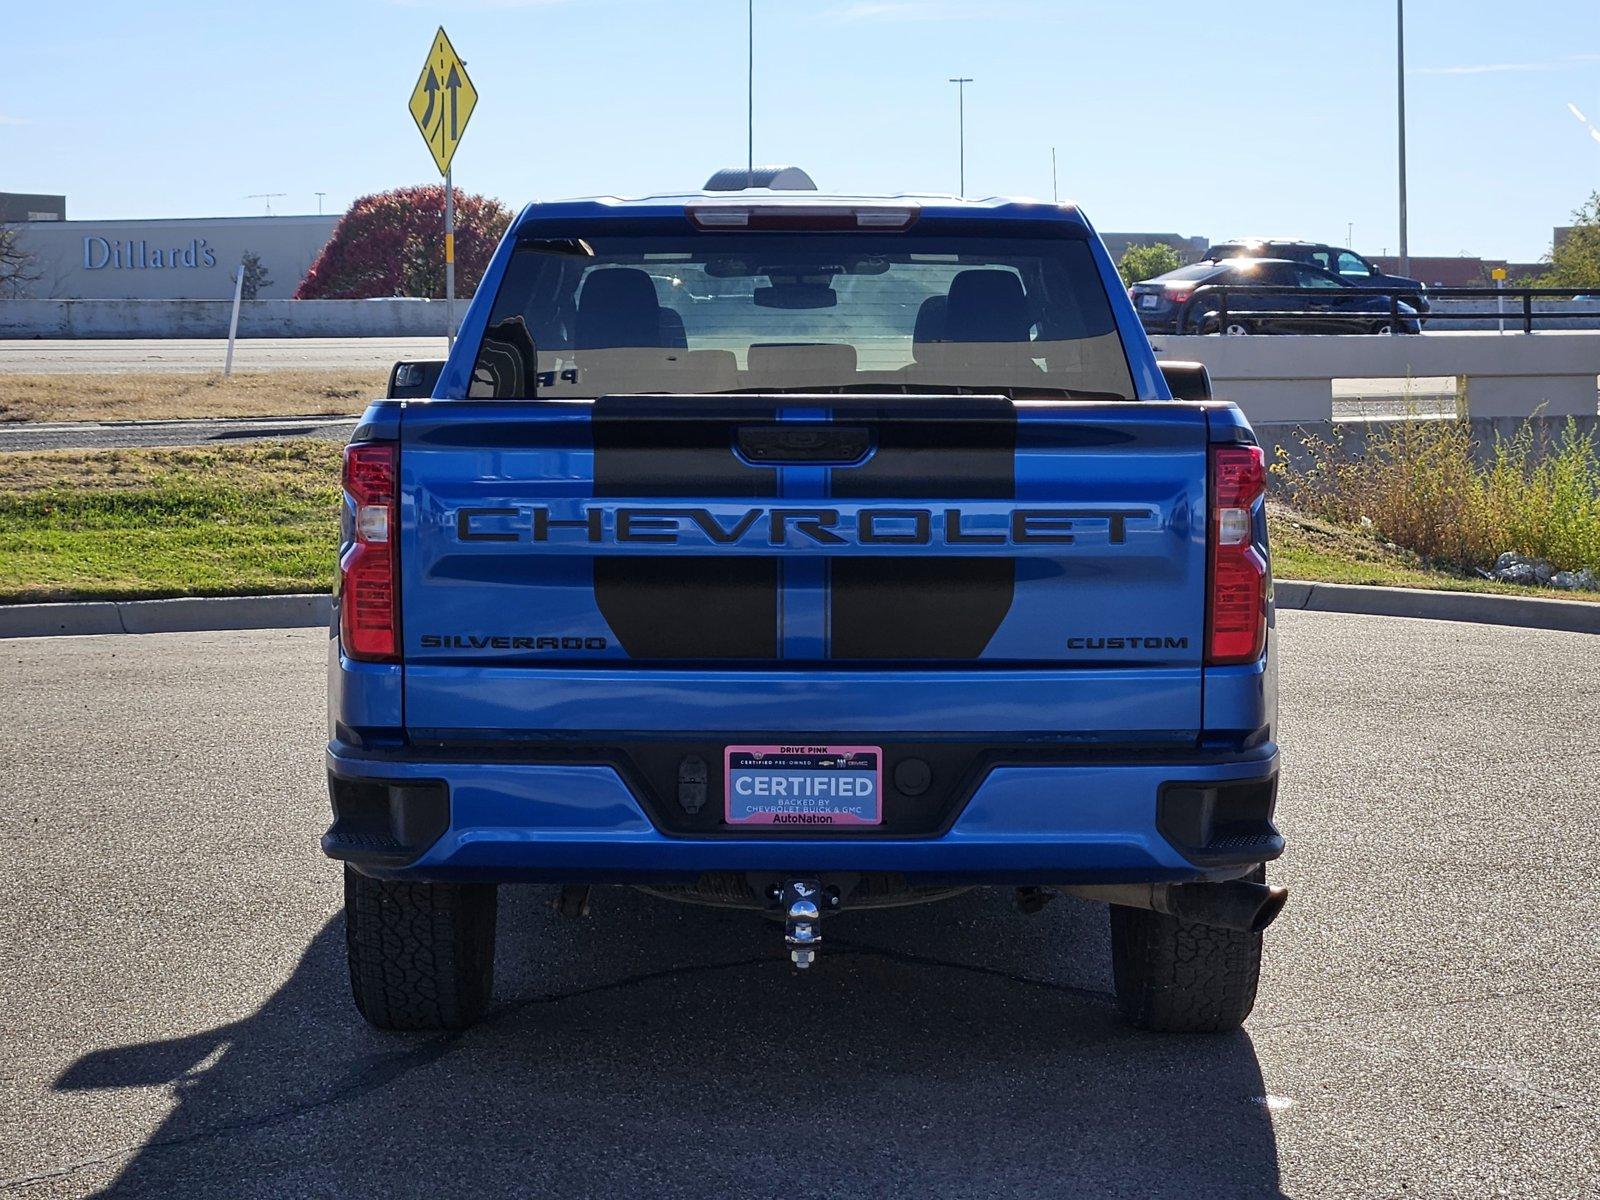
83 236 218 271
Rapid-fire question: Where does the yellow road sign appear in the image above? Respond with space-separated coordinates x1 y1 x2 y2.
409 27 478 176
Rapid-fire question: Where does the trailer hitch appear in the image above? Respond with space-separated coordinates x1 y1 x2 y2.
772 878 839 968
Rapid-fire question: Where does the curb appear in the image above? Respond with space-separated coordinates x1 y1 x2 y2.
1274 580 1600 635
0 594 331 639
0 583 1596 640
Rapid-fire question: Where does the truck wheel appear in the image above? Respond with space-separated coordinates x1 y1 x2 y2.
343 865 498 1031
1108 868 1265 1033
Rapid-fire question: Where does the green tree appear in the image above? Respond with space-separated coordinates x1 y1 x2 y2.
239 250 272 300
1538 191 1600 289
1117 242 1181 287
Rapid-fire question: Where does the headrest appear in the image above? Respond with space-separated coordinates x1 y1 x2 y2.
576 268 664 349
911 295 947 361
943 269 1032 343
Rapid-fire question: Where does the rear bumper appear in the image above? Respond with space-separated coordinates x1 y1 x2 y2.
324 741 1282 887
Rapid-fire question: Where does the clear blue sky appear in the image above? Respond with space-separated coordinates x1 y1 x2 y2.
6 0 1598 261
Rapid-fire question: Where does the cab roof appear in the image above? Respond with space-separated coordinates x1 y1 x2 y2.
509 191 1093 235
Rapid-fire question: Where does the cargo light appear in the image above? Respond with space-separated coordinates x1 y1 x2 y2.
1206 443 1268 665
686 202 919 231
340 442 399 663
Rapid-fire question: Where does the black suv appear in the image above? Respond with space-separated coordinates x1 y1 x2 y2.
1130 258 1421 335
1203 239 1429 315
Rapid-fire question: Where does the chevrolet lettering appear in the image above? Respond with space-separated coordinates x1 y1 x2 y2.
453 505 1153 547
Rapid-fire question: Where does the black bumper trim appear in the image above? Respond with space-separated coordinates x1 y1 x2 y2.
323 774 451 868
1157 775 1283 868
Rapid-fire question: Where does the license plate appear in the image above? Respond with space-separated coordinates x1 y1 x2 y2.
1140 294 1159 309
724 744 883 827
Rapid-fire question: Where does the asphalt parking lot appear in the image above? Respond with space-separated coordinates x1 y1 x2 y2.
2 611 1597 1198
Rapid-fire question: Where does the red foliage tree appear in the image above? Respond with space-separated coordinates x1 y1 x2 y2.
294 185 512 299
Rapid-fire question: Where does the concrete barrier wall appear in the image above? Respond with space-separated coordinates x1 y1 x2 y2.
0 298 460 339
1150 332 1600 423
1425 298 1600 332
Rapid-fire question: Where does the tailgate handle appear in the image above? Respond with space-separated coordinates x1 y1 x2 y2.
736 425 871 464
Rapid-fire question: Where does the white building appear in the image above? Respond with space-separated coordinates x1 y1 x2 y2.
4 213 339 300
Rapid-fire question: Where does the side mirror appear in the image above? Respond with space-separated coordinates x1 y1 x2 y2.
1158 360 1212 402
387 360 446 399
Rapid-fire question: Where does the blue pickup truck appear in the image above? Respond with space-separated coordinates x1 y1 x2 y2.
325 177 1285 1034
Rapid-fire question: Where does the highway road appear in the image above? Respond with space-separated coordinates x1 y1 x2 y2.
0 335 1469 379
2 337 1460 408
0 415 360 453
0 332 1453 451
0 338 445 375
3 612 1598 1198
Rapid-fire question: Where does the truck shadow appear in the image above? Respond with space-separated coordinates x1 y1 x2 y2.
55 886 1285 1198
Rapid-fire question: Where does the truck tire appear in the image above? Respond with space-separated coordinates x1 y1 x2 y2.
1108 868 1265 1033
343 865 498 1031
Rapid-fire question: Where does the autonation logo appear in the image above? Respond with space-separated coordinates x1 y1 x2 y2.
83 236 218 271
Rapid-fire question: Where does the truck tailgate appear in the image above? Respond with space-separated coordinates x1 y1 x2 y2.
397 396 1208 739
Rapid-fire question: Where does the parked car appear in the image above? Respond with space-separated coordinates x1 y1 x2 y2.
1204 238 1430 316
326 179 1286 1035
1130 258 1422 335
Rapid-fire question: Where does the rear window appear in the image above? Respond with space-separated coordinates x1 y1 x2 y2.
469 231 1133 400
1156 263 1219 282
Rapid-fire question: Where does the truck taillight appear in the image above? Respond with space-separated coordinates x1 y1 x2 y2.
1206 444 1267 665
340 442 399 663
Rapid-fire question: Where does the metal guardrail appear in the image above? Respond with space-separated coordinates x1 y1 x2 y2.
1175 285 1596 335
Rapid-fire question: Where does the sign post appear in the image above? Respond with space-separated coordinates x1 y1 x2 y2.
408 27 478 349
223 261 245 376
1491 266 1507 334
444 170 455 348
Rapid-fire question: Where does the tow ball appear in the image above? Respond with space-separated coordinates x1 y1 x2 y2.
770 878 840 968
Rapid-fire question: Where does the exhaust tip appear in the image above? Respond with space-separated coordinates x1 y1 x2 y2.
1250 884 1289 933
1166 879 1289 934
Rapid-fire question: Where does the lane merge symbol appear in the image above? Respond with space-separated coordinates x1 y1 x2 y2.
408 27 478 175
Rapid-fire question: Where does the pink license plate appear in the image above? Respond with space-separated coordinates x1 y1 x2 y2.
724 744 884 827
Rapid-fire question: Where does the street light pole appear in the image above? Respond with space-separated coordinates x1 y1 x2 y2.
747 0 754 185
949 77 973 197
1397 0 1410 275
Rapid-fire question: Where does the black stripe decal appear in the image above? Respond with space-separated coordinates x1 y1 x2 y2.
828 398 1017 661
592 397 779 660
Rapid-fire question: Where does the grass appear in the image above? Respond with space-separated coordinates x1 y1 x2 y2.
1269 507 1599 602
1 440 1593 607
1273 416 1600 576
0 370 385 423
0 442 340 603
